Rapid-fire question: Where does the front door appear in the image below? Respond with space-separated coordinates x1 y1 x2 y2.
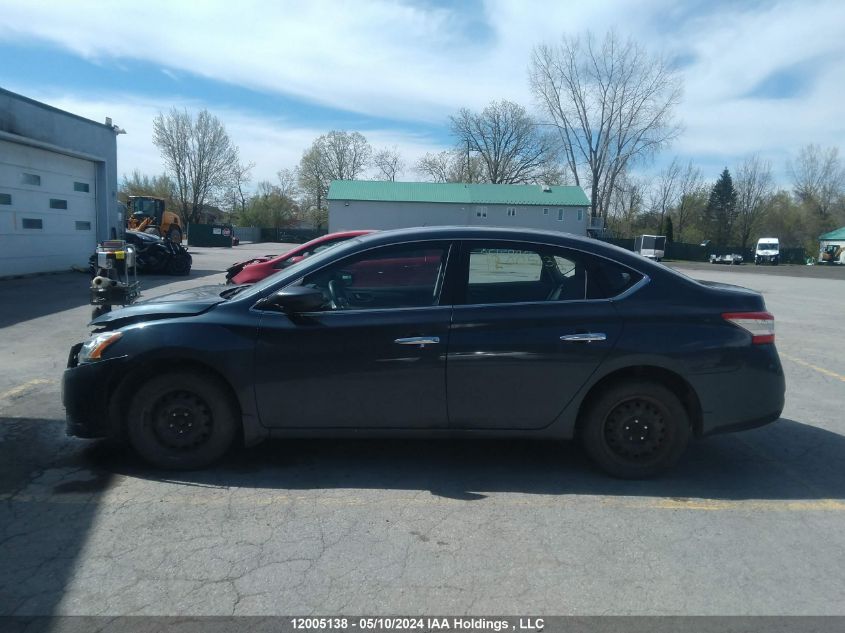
254 241 454 429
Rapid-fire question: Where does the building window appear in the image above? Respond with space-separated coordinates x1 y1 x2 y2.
74 182 90 193
557 209 564 221
577 209 584 221
22 173 41 186
75 221 91 231
475 206 487 219
543 208 549 215
0 193 11 205
22 218 43 229
507 207 517 217
50 199 68 210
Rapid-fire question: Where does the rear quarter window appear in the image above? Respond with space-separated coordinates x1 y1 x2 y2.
586 257 644 299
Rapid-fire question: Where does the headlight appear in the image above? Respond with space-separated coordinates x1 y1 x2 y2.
78 332 123 364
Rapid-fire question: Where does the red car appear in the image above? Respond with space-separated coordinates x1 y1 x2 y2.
225 230 372 284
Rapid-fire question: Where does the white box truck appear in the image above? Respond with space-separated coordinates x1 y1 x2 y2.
634 235 666 261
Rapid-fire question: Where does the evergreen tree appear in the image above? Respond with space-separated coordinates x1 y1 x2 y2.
706 168 738 245
663 215 674 242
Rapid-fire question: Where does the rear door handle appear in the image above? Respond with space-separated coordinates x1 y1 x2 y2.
395 336 440 347
560 332 607 343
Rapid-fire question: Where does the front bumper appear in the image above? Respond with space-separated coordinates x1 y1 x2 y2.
62 349 128 439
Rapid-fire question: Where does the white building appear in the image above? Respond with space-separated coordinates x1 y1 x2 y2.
1 88 122 276
328 181 591 235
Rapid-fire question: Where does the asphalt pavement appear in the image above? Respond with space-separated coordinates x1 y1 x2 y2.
1 245 844 616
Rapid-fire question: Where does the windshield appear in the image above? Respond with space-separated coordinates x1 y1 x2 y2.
758 242 778 250
234 237 365 300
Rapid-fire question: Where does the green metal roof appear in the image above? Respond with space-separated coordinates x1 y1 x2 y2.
819 226 845 240
328 180 590 206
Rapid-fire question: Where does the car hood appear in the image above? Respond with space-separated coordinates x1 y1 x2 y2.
90 285 234 328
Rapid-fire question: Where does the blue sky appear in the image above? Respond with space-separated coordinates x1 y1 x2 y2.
1 0 843 190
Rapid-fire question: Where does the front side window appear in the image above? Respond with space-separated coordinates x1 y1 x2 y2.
462 242 643 305
301 242 449 311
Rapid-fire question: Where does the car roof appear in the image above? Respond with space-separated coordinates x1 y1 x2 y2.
348 225 683 280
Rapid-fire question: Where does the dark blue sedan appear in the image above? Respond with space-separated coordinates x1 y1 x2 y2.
63 227 785 478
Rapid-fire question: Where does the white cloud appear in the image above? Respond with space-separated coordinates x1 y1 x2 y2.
2 87 448 188
2 0 843 183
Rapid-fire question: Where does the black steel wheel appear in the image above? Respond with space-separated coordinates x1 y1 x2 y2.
126 371 238 469
580 380 690 478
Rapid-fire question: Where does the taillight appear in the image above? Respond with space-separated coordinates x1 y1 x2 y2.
722 312 775 344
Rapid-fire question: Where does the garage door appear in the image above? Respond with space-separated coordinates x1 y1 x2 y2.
0 139 97 276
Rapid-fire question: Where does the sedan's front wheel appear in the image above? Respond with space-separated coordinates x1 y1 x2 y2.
580 381 690 478
126 371 238 469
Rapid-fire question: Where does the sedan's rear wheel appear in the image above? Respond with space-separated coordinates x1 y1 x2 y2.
581 381 690 478
126 371 238 469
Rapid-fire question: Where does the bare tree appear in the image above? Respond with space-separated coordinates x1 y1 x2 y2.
276 167 300 199
373 146 406 181
672 161 702 242
789 144 845 218
415 150 486 183
228 161 255 219
319 130 372 181
649 158 681 235
735 155 774 250
152 108 241 226
449 100 559 184
297 145 330 222
297 130 372 226
530 31 683 220
607 171 646 237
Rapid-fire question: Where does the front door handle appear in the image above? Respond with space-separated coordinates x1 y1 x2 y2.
395 336 440 347
560 332 607 343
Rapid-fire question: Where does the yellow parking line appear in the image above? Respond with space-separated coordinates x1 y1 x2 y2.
0 378 52 401
628 498 845 512
780 353 845 383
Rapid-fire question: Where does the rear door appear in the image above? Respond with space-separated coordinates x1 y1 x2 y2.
446 240 637 430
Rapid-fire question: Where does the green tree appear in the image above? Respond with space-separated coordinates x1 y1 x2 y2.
706 169 738 246
237 181 298 228
119 170 177 208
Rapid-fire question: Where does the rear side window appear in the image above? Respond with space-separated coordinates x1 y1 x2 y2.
461 241 643 304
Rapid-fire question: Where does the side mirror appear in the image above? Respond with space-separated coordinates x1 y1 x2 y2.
255 286 325 313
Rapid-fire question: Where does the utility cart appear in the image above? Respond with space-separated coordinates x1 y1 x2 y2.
90 240 141 318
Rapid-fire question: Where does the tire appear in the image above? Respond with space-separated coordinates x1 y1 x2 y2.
580 380 691 479
167 226 182 243
166 252 192 276
126 371 238 469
